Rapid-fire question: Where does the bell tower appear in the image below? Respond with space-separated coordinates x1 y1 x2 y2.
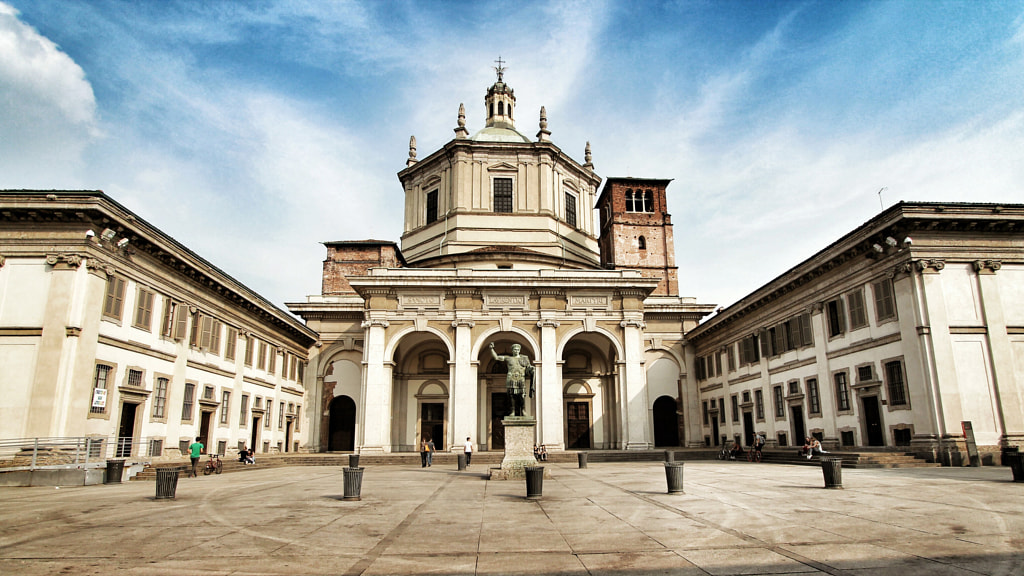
597 177 679 296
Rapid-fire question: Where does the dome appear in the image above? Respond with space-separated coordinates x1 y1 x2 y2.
470 126 532 143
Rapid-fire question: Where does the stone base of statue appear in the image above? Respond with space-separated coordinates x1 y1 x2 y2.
489 416 550 480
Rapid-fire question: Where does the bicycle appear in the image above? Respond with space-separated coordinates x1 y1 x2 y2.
203 453 223 475
747 448 762 463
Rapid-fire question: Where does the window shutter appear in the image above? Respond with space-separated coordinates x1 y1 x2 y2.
173 305 188 340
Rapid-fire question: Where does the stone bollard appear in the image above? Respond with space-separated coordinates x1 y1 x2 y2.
525 466 544 499
664 462 684 494
349 454 360 469
577 452 588 469
104 459 125 484
821 456 843 489
457 453 467 471
665 450 675 462
1010 453 1024 482
155 467 181 499
343 466 364 501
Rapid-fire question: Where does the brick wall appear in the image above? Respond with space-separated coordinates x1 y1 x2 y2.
322 243 403 295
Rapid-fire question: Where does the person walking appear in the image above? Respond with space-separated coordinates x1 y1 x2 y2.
463 437 473 468
426 438 435 467
188 437 203 478
420 438 429 468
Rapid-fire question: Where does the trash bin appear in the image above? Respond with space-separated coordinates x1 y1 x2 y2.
349 454 360 469
1001 446 1019 467
343 466 364 501
665 450 675 462
155 467 181 499
104 459 125 484
457 453 467 471
577 452 588 469
665 462 684 494
821 456 843 489
525 466 544 499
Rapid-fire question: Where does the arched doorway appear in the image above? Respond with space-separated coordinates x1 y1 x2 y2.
328 395 356 451
653 395 680 447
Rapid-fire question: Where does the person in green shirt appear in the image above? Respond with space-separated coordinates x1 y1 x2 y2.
188 437 203 477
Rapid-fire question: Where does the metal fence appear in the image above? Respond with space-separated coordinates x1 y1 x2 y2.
0 436 167 470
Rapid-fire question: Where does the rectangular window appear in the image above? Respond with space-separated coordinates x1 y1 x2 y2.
203 385 214 400
847 289 867 329
209 319 221 356
857 364 874 383
90 364 111 414
257 341 267 370
182 382 195 422
224 327 238 361
727 345 736 372
715 353 722 376
269 349 277 375
493 177 513 213
702 400 709 425
297 360 305 383
788 381 800 395
426 189 438 224
731 395 739 422
565 190 577 227
126 368 143 388
278 402 285 430
173 302 188 340
826 298 845 337
873 278 896 321
885 360 908 406
240 395 249 427
152 377 168 418
719 397 726 424
754 389 765 420
773 385 785 418
245 335 255 367
133 287 155 330
103 276 127 320
189 311 201 347
834 372 850 411
265 403 272 428
295 405 301 432
220 391 231 425
807 378 820 414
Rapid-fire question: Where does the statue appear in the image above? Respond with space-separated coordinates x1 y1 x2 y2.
489 343 534 417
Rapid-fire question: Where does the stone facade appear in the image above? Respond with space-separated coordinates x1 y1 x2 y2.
0 191 317 460
686 203 1024 464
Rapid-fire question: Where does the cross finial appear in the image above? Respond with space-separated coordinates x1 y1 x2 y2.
494 56 506 82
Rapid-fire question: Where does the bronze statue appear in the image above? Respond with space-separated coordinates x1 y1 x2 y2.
489 342 534 417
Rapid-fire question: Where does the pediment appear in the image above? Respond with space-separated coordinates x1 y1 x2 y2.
486 162 519 172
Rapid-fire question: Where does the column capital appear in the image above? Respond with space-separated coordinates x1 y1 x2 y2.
620 318 646 329
536 319 560 329
972 260 1001 274
451 319 476 328
914 259 945 273
361 319 390 329
45 252 85 270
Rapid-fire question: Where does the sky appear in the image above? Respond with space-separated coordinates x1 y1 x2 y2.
2 0 1023 316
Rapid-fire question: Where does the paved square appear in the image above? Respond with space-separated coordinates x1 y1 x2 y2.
1 461 1021 575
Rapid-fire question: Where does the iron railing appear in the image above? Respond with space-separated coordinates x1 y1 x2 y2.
0 436 167 470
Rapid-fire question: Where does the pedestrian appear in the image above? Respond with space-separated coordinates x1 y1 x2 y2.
463 437 473 467
539 444 548 461
426 438 435 467
753 432 765 457
420 437 429 468
188 437 203 478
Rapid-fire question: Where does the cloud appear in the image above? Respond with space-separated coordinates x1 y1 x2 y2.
0 2 99 186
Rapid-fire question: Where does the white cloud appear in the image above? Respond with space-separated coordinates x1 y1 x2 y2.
0 2 99 186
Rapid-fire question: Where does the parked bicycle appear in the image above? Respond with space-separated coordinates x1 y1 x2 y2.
203 453 223 475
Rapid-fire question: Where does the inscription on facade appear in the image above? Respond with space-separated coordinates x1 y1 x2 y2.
569 294 610 309
485 294 527 309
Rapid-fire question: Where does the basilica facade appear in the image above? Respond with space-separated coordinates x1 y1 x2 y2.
288 69 714 454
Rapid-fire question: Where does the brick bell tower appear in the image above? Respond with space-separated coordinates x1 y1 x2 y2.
596 177 679 296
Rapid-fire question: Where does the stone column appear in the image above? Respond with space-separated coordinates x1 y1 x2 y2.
359 318 391 454
621 317 651 450
537 318 563 450
450 318 478 451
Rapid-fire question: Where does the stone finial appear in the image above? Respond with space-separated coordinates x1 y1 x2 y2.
536 106 551 142
407 135 418 167
454 103 469 139
583 141 594 169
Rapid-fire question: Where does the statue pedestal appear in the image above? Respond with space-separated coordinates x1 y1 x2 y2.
489 417 547 480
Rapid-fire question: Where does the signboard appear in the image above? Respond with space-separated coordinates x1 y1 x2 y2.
92 388 107 409
961 420 980 467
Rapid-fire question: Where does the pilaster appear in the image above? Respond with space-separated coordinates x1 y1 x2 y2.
359 318 392 454
620 317 650 449
537 318 563 450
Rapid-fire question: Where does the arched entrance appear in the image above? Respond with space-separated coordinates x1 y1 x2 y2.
653 395 680 447
328 395 356 451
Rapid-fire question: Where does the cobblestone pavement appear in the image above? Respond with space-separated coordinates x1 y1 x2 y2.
1 461 1021 575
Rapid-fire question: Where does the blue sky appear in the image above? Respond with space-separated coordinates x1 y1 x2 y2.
2 0 1022 313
